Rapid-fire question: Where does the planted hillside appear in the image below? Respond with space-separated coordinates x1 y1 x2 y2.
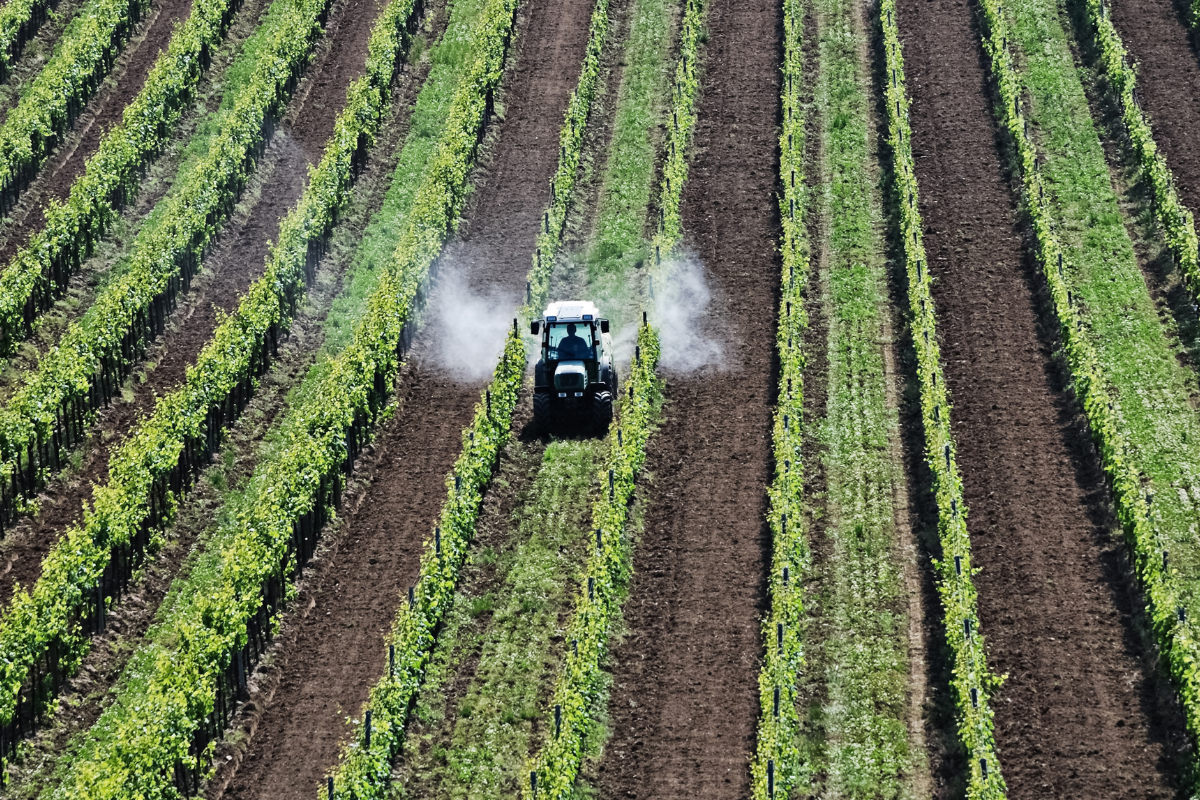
0 0 245 352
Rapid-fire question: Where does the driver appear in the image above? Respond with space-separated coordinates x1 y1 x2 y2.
558 323 591 359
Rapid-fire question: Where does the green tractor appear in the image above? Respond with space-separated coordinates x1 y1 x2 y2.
530 301 617 434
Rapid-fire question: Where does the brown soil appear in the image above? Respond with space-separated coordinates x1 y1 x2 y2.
0 15 444 788
897 0 1189 796
209 0 595 794
1108 0 1200 216
594 0 781 796
0 0 196 266
0 0 387 607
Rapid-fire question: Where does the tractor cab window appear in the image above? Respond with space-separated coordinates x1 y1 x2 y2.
546 322 595 361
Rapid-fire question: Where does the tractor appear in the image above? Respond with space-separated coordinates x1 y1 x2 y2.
530 301 617 434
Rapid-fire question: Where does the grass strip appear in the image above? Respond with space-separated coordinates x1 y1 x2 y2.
524 323 659 799
1070 0 1200 320
748 0 809 794
585 0 674 298
0 0 423 764
324 0 618 791
521 0 610 315
44 0 520 792
0 0 335 528
878 0 1005 795
785 0 914 790
0 0 155 211
520 0 690 791
0 0 246 353
978 0 1200 777
649 0 702 259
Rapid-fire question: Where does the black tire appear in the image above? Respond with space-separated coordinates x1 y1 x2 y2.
533 392 552 434
592 390 613 433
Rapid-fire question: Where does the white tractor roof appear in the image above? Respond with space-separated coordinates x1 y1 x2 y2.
542 300 602 322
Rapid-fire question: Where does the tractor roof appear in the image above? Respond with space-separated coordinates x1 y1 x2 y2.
542 300 602 322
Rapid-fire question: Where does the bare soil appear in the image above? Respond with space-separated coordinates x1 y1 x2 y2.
208 0 596 793
897 0 1190 795
0 0 389 608
0 0 197 266
1108 0 1200 216
0 9 445 787
594 0 782 795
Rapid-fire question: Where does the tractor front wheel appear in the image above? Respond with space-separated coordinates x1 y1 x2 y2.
592 390 613 433
533 392 552 434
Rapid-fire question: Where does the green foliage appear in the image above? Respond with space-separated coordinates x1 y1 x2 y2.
524 324 660 799
0 0 155 209
587 0 673 286
878 0 1006 796
651 0 703 254
0 0 424 771
1075 0 1200 312
0 0 333 520
36 0 522 791
320 333 526 800
982 0 1200 783
325 0 618 787
0 0 55 81
0 0 244 352
749 0 808 794
521 0 612 317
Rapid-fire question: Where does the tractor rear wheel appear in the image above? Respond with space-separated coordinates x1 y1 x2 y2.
592 390 613 433
533 392 552 434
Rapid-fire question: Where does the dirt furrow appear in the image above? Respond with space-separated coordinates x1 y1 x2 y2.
0 0 196 266
0 0 388 608
210 0 594 794
897 0 1188 796
594 0 780 796
1108 0 1200 215
0 17 441 789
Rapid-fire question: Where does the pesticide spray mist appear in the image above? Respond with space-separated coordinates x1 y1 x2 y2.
653 252 725 373
423 260 519 382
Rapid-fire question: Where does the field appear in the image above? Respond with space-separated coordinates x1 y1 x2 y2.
1 0 1200 793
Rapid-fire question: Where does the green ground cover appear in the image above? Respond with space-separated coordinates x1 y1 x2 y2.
396 441 603 798
792 0 918 792
1005 0 1200 619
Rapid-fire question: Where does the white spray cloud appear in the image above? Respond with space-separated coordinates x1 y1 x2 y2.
423 262 518 383
653 252 725 373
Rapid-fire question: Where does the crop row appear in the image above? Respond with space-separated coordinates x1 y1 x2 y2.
321 332 524 800
44 0 521 791
880 1 1006 796
748 0 807 795
523 323 660 799
0 0 154 213
0 0 423 762
322 0 616 788
0 0 245 353
1075 0 1200 313
522 0 611 315
519 5 700 787
651 0 702 256
977 0 1200 765
0 0 55 82
0 0 334 529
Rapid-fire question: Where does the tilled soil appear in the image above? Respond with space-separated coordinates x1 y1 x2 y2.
594 0 780 795
0 0 388 607
1108 0 1200 215
210 0 595 794
0 16 443 789
898 0 1188 795
0 0 196 266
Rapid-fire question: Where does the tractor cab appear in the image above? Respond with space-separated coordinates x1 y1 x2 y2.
530 301 617 433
